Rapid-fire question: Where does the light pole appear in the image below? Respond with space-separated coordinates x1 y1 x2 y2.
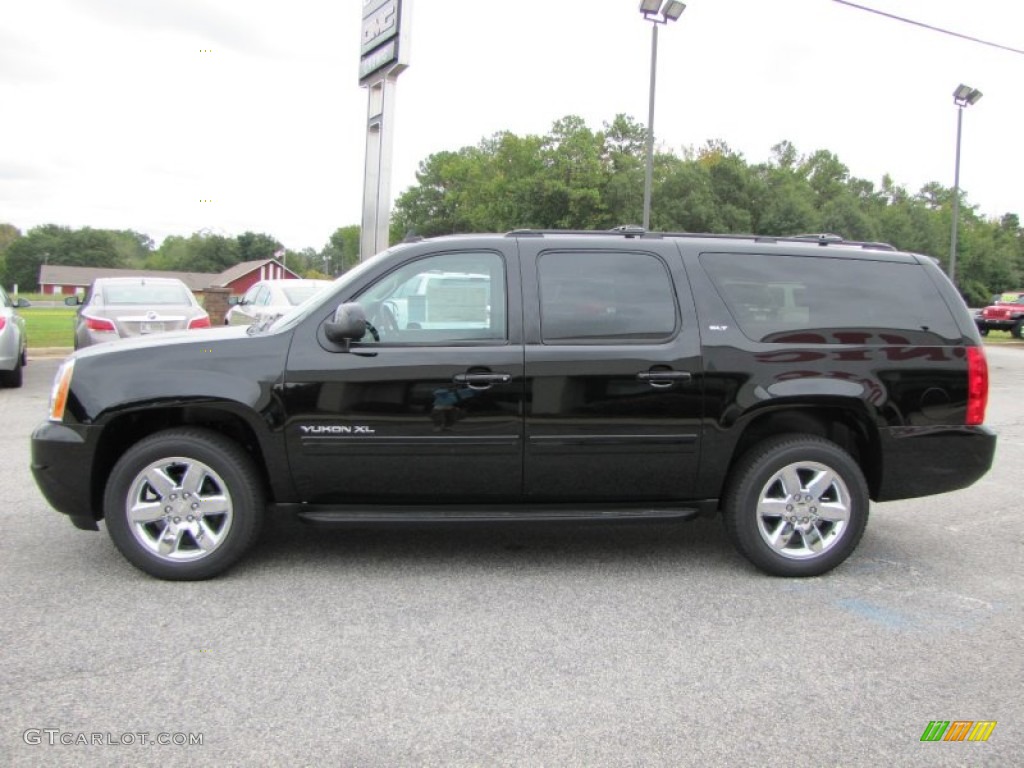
949 84 982 287
639 0 686 230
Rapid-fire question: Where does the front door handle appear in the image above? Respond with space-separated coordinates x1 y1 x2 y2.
453 372 512 390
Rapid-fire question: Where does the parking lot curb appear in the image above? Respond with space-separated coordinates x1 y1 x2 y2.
27 348 73 360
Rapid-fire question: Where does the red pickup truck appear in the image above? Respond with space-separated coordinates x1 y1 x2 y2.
976 292 1024 338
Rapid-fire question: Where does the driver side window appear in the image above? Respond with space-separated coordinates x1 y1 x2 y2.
356 251 506 344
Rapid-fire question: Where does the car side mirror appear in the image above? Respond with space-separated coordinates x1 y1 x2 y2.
228 296 241 306
64 295 82 306
15 297 31 308
324 302 367 350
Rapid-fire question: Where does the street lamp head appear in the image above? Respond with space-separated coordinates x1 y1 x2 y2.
663 1 687 21
639 0 686 22
953 83 983 107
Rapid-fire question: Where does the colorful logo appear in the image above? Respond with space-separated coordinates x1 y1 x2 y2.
920 721 997 742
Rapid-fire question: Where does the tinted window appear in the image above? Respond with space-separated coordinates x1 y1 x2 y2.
356 251 506 343
701 252 960 343
538 251 678 343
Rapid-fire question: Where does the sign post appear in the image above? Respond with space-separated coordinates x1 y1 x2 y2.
359 0 411 261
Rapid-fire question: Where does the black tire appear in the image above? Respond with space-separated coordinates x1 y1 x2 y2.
978 327 989 337
103 428 264 580
723 435 869 577
0 362 22 388
1012 320 1024 340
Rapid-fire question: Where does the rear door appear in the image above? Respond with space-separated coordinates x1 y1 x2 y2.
518 237 704 501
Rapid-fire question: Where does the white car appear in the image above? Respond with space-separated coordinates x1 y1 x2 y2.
225 279 333 326
0 286 30 388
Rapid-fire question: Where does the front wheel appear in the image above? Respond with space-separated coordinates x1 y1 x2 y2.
723 435 869 576
1012 320 1024 339
103 428 264 580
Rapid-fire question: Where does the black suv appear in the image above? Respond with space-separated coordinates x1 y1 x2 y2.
31 230 996 580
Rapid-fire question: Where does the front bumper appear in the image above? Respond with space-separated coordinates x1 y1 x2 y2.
976 319 1018 332
31 421 103 530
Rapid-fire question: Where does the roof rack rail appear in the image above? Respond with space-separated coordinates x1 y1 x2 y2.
505 226 661 239
610 225 646 236
791 233 844 244
786 233 896 251
502 228 896 250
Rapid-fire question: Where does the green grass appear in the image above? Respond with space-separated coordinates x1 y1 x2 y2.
18 307 76 348
14 292 57 303
981 330 1022 344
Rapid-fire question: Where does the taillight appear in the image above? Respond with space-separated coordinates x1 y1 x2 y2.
188 315 211 329
0 317 5 331
966 346 989 426
49 358 75 422
84 314 116 332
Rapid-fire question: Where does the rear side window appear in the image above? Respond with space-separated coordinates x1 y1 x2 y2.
701 252 960 343
538 250 678 343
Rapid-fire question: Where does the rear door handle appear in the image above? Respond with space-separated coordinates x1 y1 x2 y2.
636 370 692 388
453 372 512 389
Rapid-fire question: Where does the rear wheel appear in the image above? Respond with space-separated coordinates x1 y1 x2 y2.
723 435 869 576
103 428 264 580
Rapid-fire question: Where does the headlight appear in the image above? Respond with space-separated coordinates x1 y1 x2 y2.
48 358 75 422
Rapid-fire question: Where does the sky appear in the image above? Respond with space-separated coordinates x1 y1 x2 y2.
1 0 1022 253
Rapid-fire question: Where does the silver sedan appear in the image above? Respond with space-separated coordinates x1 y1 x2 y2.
0 286 29 388
69 277 210 349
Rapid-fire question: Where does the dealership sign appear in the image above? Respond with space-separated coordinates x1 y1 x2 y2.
359 0 409 83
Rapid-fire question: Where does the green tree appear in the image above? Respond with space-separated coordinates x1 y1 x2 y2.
319 226 361 275
236 231 282 262
534 115 608 229
3 225 127 290
151 232 239 273
0 223 21 285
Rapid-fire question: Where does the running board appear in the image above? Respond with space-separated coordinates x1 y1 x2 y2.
285 502 714 525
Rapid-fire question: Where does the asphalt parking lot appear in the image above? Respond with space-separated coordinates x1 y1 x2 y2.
1 350 1021 767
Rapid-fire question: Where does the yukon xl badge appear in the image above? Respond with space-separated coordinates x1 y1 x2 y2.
299 425 376 435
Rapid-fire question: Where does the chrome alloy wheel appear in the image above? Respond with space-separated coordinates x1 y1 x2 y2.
124 456 234 562
755 460 851 560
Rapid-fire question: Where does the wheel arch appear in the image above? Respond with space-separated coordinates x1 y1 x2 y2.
719 405 881 504
89 405 282 521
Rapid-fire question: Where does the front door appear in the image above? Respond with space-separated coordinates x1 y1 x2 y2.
281 248 524 504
